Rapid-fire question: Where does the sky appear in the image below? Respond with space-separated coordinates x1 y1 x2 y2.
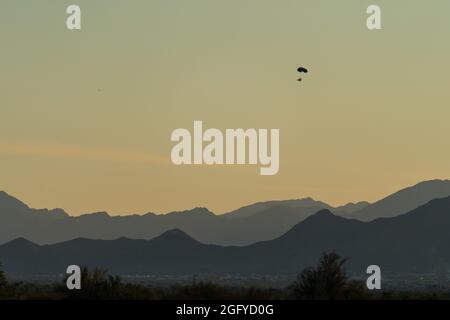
0 1 449 215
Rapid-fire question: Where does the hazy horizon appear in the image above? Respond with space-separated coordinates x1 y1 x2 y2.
2 178 450 217
1 1 450 215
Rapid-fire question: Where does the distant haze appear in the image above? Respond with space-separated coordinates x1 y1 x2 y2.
1 180 450 246
3 195 450 276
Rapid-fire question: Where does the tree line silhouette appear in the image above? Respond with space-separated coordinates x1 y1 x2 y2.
0 253 448 300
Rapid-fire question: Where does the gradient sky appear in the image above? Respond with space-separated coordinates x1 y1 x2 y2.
1 1 449 215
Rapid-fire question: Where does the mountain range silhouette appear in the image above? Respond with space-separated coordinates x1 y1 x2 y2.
1 180 449 246
1 194 450 276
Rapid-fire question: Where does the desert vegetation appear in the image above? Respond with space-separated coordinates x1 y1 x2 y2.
0 253 448 300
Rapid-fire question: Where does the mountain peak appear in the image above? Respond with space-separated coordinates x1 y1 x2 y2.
0 191 30 212
223 197 331 219
346 179 450 221
166 207 215 217
277 208 360 243
334 201 370 214
79 211 110 219
285 209 341 229
315 208 333 215
191 207 214 215
395 195 450 221
415 179 450 186
292 208 354 227
307 209 336 220
152 228 198 244
1 237 39 249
